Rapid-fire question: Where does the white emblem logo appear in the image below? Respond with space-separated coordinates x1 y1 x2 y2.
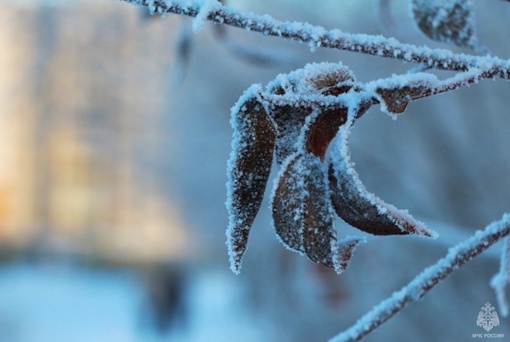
476 302 500 332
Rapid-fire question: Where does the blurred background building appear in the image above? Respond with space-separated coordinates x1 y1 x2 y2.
0 0 509 341
0 0 190 264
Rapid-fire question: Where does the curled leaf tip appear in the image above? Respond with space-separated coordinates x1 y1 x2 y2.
375 85 427 115
327 122 436 238
334 237 366 274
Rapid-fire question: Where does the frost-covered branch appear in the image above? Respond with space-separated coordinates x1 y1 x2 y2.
121 0 510 78
491 237 510 317
330 213 510 342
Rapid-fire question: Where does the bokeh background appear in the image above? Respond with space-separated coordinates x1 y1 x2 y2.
0 0 509 341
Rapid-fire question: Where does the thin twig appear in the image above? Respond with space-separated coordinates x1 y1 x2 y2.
258 68 490 114
330 213 510 342
121 0 510 77
413 69 493 100
491 237 510 317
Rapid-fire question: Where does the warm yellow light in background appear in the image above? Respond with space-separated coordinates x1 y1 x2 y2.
0 2 189 264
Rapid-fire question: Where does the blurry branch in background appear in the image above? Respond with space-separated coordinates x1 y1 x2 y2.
140 0 289 86
209 0 292 66
491 237 510 317
211 25 292 67
117 0 510 340
174 19 192 85
374 0 396 33
331 214 510 342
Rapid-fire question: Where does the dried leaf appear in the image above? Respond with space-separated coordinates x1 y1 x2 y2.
272 103 350 254
226 92 276 274
225 62 440 276
271 154 307 254
335 237 366 272
411 0 487 52
267 63 355 164
327 119 437 237
299 153 338 269
270 104 313 165
272 150 362 273
375 85 427 114
306 66 355 91
305 108 348 160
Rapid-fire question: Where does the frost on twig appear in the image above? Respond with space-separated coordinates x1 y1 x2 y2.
330 213 510 342
491 237 510 317
191 0 220 32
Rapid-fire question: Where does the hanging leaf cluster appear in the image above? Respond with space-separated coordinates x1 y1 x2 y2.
226 63 437 275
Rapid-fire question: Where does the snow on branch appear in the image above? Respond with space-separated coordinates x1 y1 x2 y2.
121 0 510 77
491 237 510 317
330 213 510 342
258 67 491 116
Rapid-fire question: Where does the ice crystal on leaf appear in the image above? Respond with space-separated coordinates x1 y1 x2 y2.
226 62 437 275
266 63 356 164
226 86 275 275
374 84 427 114
271 110 364 273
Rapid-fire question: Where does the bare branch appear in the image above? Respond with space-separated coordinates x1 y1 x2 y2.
329 213 510 342
121 0 510 77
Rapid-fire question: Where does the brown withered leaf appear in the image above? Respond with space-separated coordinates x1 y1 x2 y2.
226 92 276 274
411 0 487 52
272 151 362 273
327 123 437 238
306 65 355 91
226 62 440 275
272 103 350 255
271 154 307 254
297 153 338 268
269 103 313 165
305 108 348 161
267 63 355 164
375 85 427 114
299 153 362 272
336 237 366 272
